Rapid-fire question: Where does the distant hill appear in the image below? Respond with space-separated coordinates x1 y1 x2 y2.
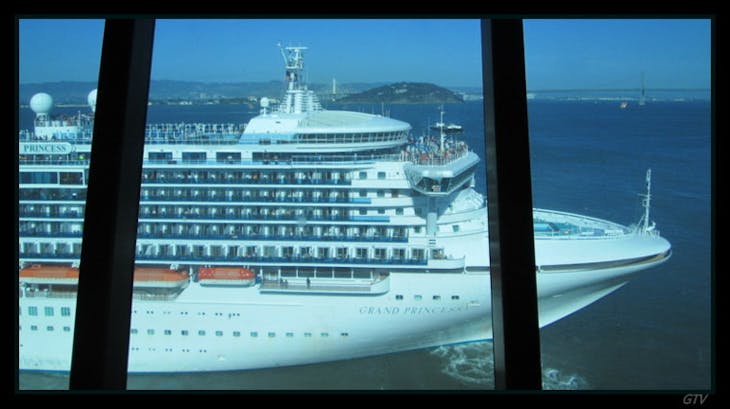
19 81 99 105
18 80 384 105
334 82 463 104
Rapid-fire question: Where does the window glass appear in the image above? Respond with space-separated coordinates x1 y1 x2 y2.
524 19 711 389
125 18 493 390
18 18 104 390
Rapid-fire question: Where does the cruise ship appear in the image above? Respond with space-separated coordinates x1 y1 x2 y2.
18 46 671 373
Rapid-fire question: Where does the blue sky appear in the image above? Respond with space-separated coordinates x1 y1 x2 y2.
18 18 711 90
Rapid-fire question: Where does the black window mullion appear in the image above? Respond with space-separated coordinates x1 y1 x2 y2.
69 19 155 390
481 18 542 390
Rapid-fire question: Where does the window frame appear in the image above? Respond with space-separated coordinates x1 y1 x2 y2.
36 17 544 391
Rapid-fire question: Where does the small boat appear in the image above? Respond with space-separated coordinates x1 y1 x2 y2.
19 265 188 289
198 267 256 286
430 122 463 133
133 267 189 289
20 265 79 285
430 105 463 133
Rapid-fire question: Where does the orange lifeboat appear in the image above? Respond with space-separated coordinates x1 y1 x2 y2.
133 267 189 289
198 267 256 287
20 265 79 285
19 265 188 289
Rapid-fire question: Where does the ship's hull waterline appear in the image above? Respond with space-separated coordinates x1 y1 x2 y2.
19 248 669 373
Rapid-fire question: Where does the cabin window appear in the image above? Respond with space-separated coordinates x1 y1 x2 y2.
31 325 38 331
164 330 172 335
356 248 368 259
149 151 172 161
182 152 206 163
321 332 329 338
181 330 189 336
19 171 58 184
216 331 223 337
216 152 241 163
147 329 155 335
396 208 404 215
59 172 83 185
61 307 71 317
377 172 386 180
359 171 367 179
341 333 349 337
451 295 460 300
286 332 294 338
395 295 404 300
47 326 54 332
198 330 206 336
414 295 423 301
268 332 276 338
233 331 241 337
63 326 71 332
131 329 138 335
250 332 258 338
433 295 441 300
452 225 460 232
304 332 312 338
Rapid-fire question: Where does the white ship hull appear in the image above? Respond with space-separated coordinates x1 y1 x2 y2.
19 250 668 373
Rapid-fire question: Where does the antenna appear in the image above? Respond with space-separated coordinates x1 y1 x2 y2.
438 105 446 151
639 168 655 233
639 72 647 106
278 44 308 90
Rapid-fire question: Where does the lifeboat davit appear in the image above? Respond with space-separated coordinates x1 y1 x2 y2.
198 267 256 287
20 265 79 285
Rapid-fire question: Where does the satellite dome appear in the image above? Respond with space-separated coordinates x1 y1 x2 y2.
87 89 97 112
30 93 53 116
260 97 270 108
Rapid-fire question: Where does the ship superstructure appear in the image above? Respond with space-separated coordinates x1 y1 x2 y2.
18 46 671 373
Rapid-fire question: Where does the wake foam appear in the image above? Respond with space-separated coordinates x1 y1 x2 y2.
429 342 589 390
430 342 494 387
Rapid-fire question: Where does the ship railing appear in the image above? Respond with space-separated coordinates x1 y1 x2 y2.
18 254 430 266
19 131 94 142
132 232 408 243
19 158 91 166
133 213 388 223
139 177 353 186
143 134 241 145
19 253 80 260
137 195 367 204
19 192 86 201
19 210 83 218
19 232 83 238
289 153 403 164
259 274 390 294
403 140 471 166
132 254 429 266
532 209 631 239
20 288 77 299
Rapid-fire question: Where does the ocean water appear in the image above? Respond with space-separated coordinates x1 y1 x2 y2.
17 98 712 390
